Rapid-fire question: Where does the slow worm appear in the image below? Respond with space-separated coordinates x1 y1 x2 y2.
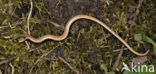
19 15 149 56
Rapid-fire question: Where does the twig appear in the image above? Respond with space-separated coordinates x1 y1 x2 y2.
112 35 129 70
58 56 79 74
27 0 33 35
4 63 8 74
0 45 43 65
112 46 124 70
133 0 144 21
0 25 11 29
47 19 65 31
25 0 33 50
29 42 79 74
9 63 15 74
0 69 2 74
135 0 144 17
0 21 23 29
128 0 144 26
35 18 64 30
29 43 63 74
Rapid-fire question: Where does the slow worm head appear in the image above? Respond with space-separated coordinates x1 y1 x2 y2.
19 15 149 56
19 36 27 43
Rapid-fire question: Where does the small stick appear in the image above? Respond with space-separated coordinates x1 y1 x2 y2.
9 63 15 74
25 0 33 49
27 0 33 35
58 56 79 74
29 43 63 74
112 35 128 70
0 45 43 65
47 20 65 31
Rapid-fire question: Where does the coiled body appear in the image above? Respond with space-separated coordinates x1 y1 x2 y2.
19 15 149 56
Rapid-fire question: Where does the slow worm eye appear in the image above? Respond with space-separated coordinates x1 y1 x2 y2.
18 37 26 43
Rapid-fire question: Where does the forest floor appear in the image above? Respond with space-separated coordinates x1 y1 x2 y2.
0 0 156 74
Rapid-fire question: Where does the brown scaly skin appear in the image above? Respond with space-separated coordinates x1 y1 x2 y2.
19 15 149 56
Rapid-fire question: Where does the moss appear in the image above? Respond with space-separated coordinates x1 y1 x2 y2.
0 0 155 73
